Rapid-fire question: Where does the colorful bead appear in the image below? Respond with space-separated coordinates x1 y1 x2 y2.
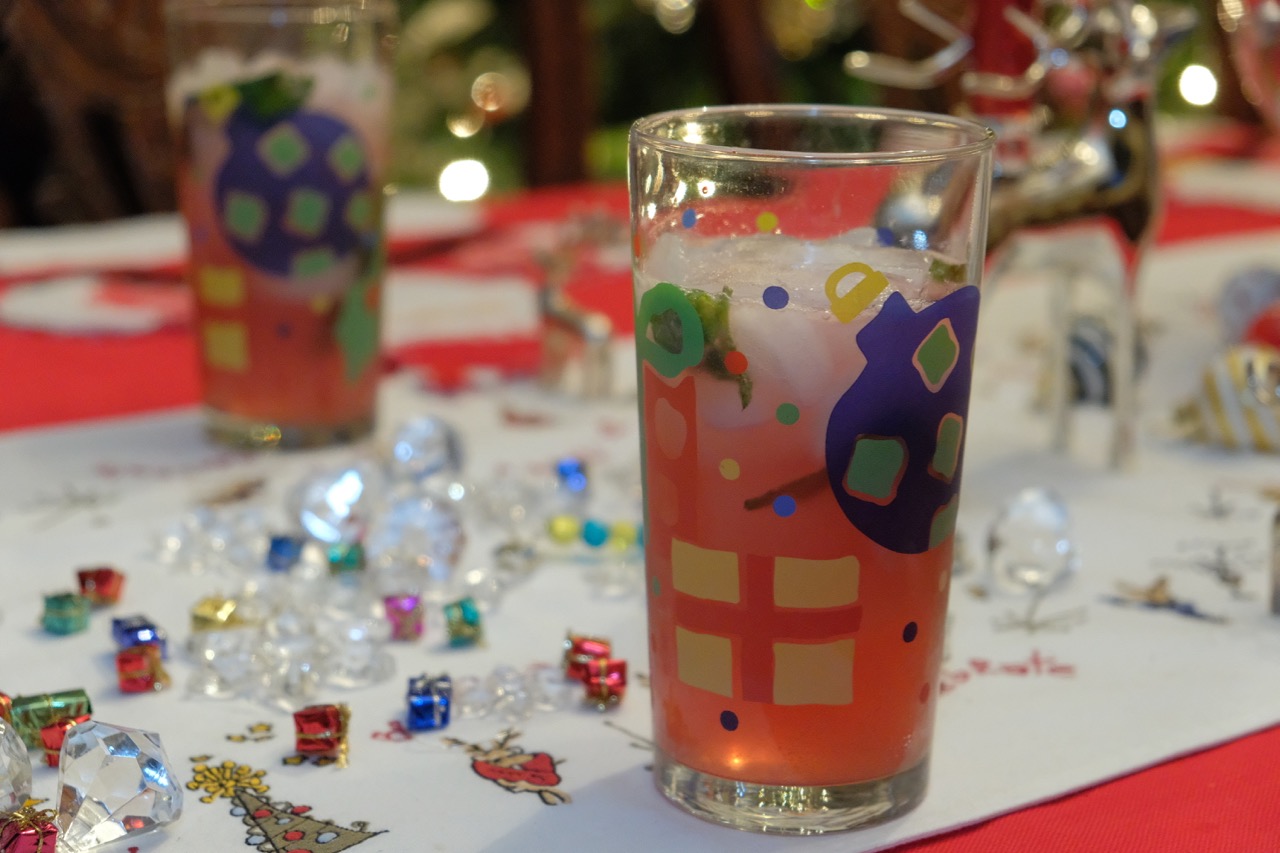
41 593 89 636
406 674 452 731
39 715 90 767
563 633 612 681
581 519 610 548
607 521 639 550
75 567 125 606
383 594 425 641
10 690 92 750
293 704 350 767
111 615 167 658
443 597 483 648
582 658 627 710
266 535 306 571
555 457 589 495
547 514 580 544
116 645 170 694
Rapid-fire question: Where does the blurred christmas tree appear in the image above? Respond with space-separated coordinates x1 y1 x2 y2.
389 0 1225 201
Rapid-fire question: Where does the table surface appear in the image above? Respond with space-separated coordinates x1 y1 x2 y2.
2 147 1280 852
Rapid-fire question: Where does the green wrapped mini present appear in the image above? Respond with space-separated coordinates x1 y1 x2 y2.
41 592 90 635
10 689 92 749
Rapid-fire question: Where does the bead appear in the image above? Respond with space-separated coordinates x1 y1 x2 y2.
41 592 90 635
607 521 638 549
555 457 589 495
443 597 483 648
75 567 125 606
406 674 452 731
581 518 610 548
547 514 580 544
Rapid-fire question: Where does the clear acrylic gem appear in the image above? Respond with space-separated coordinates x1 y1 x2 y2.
56 720 183 852
986 487 1079 595
0 718 32 813
365 496 465 598
386 416 464 484
291 462 384 544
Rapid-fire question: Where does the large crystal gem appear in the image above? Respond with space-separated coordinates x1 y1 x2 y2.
56 721 183 851
0 718 32 812
386 416 464 484
366 495 465 599
986 487 1079 595
290 462 384 544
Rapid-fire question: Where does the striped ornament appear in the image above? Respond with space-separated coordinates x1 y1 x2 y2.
1175 345 1280 452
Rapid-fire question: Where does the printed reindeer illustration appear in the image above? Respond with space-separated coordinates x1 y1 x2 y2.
444 730 572 806
849 0 1195 468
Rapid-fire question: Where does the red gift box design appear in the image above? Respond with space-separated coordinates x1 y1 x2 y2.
38 715 90 768
563 632 611 682
582 658 627 710
76 566 125 606
293 704 350 767
116 644 169 694
0 807 58 853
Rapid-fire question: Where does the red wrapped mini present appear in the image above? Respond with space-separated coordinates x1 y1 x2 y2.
76 566 125 606
293 704 350 767
563 632 611 682
0 806 58 853
0 692 11 724
39 715 90 767
583 658 627 711
116 644 169 694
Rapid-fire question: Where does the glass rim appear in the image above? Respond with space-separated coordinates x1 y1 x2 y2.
629 104 994 165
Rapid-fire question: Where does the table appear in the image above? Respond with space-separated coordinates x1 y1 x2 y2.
1 160 1279 852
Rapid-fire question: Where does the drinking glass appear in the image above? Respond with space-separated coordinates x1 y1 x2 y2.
630 104 993 833
164 0 396 447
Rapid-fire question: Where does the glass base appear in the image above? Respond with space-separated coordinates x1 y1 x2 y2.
202 407 373 450
653 750 928 835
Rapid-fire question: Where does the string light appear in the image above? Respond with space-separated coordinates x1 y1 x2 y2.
1178 64 1218 107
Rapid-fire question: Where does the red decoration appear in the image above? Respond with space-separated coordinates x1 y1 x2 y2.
582 658 627 709
116 644 169 694
562 633 611 681
1243 303 1280 350
38 715 90 767
0 692 11 724
0 807 58 853
76 566 125 606
293 704 350 766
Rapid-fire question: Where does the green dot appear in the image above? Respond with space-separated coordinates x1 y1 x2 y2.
776 403 800 425
845 436 906 503
258 123 310 177
224 191 267 242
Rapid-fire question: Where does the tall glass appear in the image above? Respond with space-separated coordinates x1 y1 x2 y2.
164 0 396 448
630 105 993 833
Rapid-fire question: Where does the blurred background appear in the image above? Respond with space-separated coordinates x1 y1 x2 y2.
0 0 1251 227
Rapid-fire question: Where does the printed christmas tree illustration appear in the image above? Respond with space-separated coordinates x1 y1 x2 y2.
231 788 385 852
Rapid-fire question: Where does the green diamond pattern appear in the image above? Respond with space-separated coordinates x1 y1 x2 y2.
224 192 268 242
915 320 960 390
844 436 906 504
293 247 336 278
930 413 964 482
345 192 372 231
257 122 310 177
285 188 330 237
929 497 959 549
328 134 366 183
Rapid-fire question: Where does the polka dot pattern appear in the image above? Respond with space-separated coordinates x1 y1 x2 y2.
763 285 789 309
720 710 739 731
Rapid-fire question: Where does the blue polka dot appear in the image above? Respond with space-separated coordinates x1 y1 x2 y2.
720 710 738 731
763 285 789 310
773 495 797 517
681 208 697 228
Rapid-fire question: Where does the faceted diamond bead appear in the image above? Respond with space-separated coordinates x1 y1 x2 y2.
0 718 32 813
56 721 183 852
291 462 384 544
386 417 463 484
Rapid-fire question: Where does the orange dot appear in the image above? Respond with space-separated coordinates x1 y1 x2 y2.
724 350 748 375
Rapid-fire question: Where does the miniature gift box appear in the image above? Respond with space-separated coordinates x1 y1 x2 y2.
293 704 350 766
76 566 125 606
41 593 89 635
0 806 58 853
406 674 451 731
111 615 167 659
117 645 170 694
327 543 365 575
266 534 305 571
443 597 482 648
38 715 90 767
189 596 248 633
562 632 612 682
384 594 425 641
10 690 92 749
0 692 11 724
583 658 627 711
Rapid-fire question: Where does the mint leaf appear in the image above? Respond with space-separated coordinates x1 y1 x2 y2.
648 285 752 408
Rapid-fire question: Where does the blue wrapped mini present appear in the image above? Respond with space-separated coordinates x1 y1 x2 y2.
266 534 305 571
406 674 452 731
111 615 167 658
